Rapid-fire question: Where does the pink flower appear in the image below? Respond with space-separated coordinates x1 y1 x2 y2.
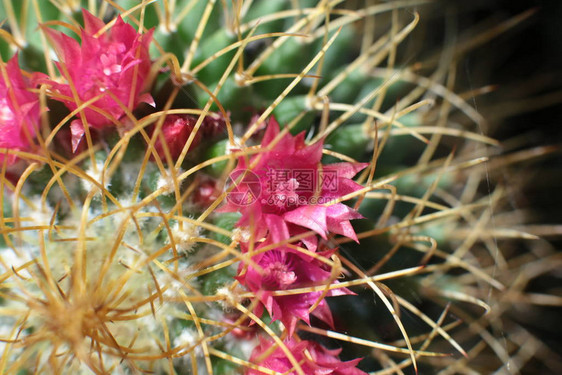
44 9 154 151
0 54 41 165
221 118 367 247
237 242 352 335
151 112 227 162
193 176 219 207
151 114 202 161
246 338 367 375
223 311 258 340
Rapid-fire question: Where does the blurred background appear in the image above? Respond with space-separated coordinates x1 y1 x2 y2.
335 1 562 373
419 0 562 371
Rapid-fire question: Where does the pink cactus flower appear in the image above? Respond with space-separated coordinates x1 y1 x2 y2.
0 54 41 165
193 177 220 207
44 9 154 151
221 117 367 246
246 338 367 375
151 112 227 162
151 114 202 161
238 242 352 335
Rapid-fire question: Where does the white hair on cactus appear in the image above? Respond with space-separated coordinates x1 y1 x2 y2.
25 197 53 226
215 286 240 311
81 159 109 193
226 136 242 154
156 169 183 195
174 328 203 356
160 262 198 298
0 248 33 279
169 220 200 253
231 227 251 243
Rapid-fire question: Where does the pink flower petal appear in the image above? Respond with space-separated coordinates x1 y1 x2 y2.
260 117 280 147
284 205 328 239
81 9 106 35
70 120 85 153
264 214 290 244
324 162 369 179
326 204 363 242
0 54 41 165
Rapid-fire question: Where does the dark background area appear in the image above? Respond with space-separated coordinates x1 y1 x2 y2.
403 0 562 226
333 1 561 373
453 0 562 370
456 0 562 224
392 1 562 371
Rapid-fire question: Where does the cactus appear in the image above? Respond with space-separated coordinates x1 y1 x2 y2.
0 1 558 374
